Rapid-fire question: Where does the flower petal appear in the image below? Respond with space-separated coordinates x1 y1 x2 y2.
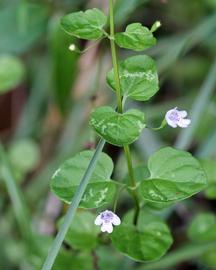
112 214 121 226
101 222 113 233
179 110 187 118
94 214 103 226
166 118 178 128
165 110 178 128
165 109 175 119
178 118 191 128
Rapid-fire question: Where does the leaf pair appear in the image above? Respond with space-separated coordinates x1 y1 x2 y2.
61 9 156 51
51 147 207 208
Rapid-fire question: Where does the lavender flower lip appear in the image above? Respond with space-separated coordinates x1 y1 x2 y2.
165 107 191 128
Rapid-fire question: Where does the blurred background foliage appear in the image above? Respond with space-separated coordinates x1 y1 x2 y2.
0 0 216 269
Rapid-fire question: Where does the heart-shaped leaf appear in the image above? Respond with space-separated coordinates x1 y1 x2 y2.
90 106 145 146
0 55 25 94
139 147 207 203
51 150 116 208
107 55 159 101
110 210 173 261
115 23 156 51
61 8 107 40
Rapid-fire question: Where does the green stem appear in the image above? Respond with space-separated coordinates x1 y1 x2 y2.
41 139 105 270
109 0 140 224
109 0 122 114
150 118 167 131
124 145 140 224
136 242 216 270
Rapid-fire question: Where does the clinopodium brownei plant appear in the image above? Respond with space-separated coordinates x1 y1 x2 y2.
43 1 207 269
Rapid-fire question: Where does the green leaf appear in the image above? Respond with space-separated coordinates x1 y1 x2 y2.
139 147 207 203
80 182 117 208
60 211 100 250
0 55 25 94
200 159 216 199
145 201 173 211
107 55 159 101
115 23 156 51
110 210 173 262
90 106 145 146
124 166 172 210
187 213 216 243
51 150 116 208
60 8 107 40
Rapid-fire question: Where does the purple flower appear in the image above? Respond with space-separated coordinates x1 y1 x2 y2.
94 210 121 233
165 107 191 128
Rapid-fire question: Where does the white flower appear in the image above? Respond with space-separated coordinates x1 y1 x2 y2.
165 107 191 128
94 210 121 233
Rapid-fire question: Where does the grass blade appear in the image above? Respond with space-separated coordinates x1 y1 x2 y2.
41 138 105 270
